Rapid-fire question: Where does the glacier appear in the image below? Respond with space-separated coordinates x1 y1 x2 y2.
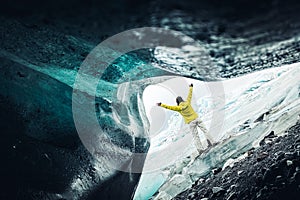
134 62 300 200
2 34 299 198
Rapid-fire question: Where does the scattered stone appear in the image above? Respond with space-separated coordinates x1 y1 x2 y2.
226 192 236 200
284 152 294 159
275 175 283 183
212 167 222 175
256 186 268 198
174 122 300 200
263 169 272 182
275 151 285 161
198 178 205 184
229 184 236 190
294 138 300 144
187 191 197 199
291 171 300 182
212 186 225 194
237 170 243 175
267 131 276 138
222 171 230 179
261 167 267 174
274 137 281 143
266 138 274 144
255 112 270 123
257 152 269 161
247 149 254 156
286 160 293 166
259 131 277 146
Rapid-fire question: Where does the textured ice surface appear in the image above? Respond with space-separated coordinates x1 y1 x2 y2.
134 62 300 200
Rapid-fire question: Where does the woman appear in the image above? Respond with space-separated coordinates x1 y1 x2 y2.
157 83 214 154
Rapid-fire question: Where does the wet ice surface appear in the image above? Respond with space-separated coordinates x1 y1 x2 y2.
134 62 300 200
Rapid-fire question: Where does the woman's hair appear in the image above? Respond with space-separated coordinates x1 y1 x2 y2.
176 96 184 105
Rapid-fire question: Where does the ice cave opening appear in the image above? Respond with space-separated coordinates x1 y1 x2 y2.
134 62 300 200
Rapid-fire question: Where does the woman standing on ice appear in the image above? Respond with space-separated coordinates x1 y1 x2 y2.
157 83 215 154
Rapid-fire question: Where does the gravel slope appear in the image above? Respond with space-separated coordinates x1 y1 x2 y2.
174 121 300 200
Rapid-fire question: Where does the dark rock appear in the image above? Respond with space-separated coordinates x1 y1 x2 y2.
291 171 300 182
229 184 236 191
274 138 280 144
294 138 300 144
284 152 294 159
226 192 236 200
257 186 268 199
263 168 275 182
266 131 276 138
212 167 222 175
257 152 269 162
286 160 293 166
212 186 225 194
255 112 269 123
261 167 267 174
275 175 283 183
247 149 254 157
275 151 285 161
259 131 276 146
256 174 263 185
188 191 197 199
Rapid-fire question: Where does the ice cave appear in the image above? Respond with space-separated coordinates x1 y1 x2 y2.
1 0 300 200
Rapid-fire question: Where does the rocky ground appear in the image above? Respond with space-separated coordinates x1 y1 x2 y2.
174 121 300 200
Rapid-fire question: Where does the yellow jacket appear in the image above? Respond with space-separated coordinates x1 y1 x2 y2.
160 86 198 124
